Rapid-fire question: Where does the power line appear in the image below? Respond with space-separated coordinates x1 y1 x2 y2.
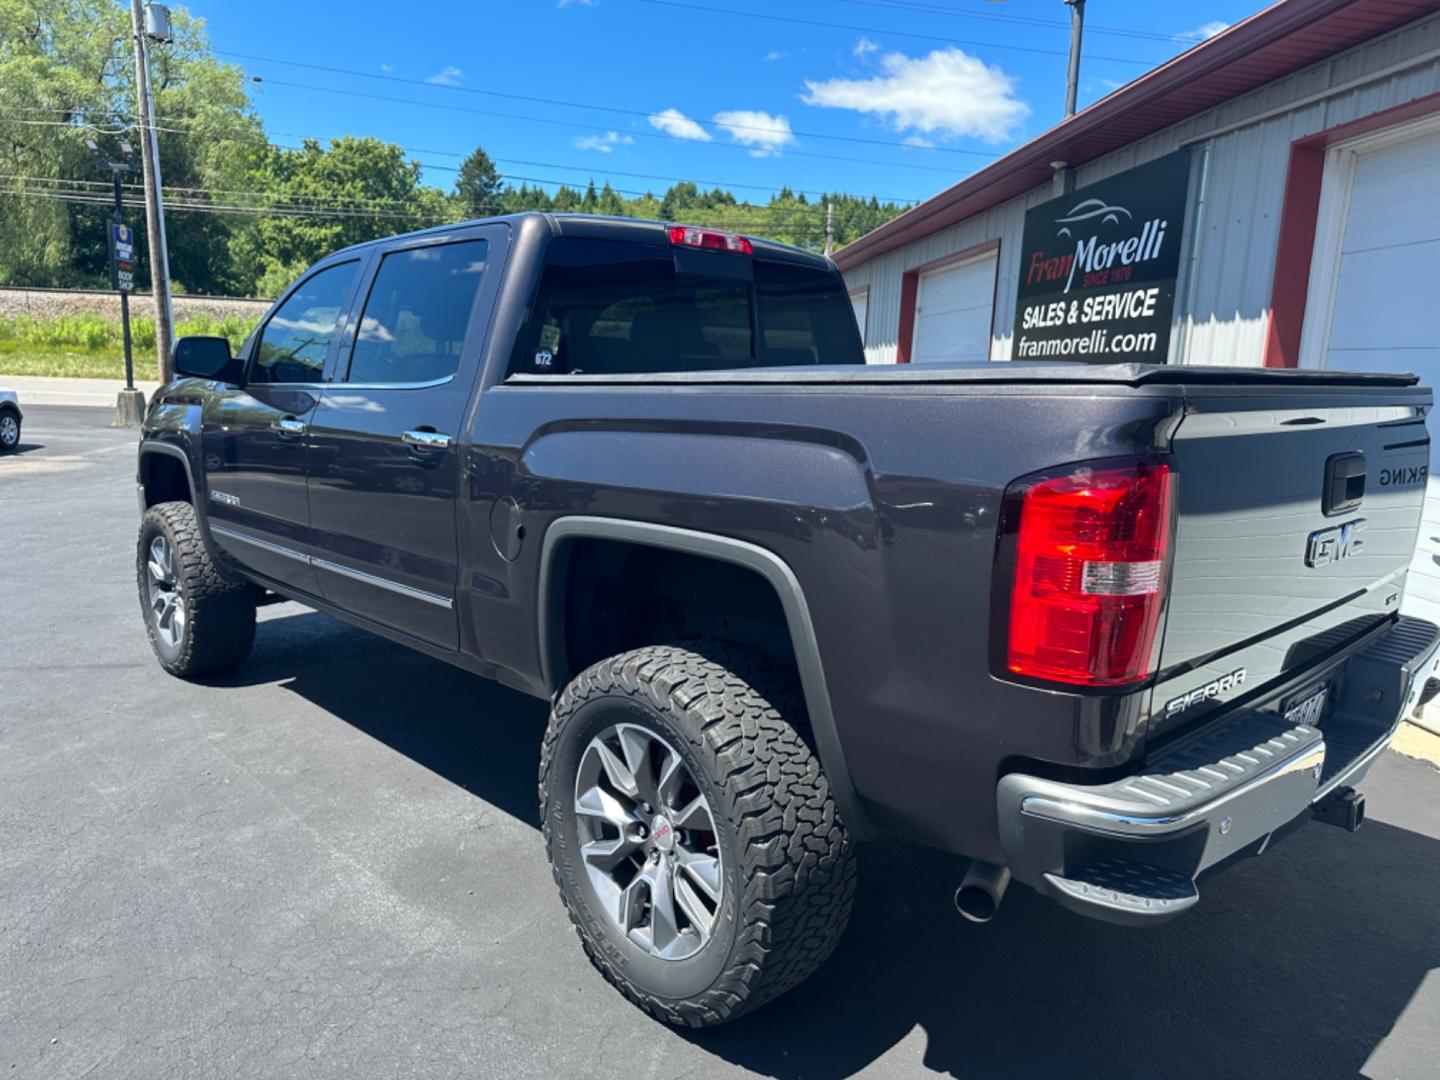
4 95 980 179
826 0 1194 45
635 0 1162 66
0 184 832 235
2 189 831 239
152 119 924 204
247 76 986 176
220 50 1005 158
4 103 922 204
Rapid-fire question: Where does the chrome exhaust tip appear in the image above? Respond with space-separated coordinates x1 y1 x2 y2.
955 861 1012 924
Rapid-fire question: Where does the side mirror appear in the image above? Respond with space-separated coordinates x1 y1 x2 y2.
173 335 244 384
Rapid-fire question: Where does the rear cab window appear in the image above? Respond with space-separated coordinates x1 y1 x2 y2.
510 236 863 377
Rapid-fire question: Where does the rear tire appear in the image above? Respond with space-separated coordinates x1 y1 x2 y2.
540 642 856 1027
138 501 256 678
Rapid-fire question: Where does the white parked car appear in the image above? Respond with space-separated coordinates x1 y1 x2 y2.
0 388 21 452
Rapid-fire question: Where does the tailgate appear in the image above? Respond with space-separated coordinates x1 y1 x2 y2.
1149 386 1431 738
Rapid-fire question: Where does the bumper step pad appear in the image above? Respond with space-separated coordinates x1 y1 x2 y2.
1043 860 1198 921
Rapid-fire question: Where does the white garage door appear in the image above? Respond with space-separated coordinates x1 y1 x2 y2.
910 251 997 364
1318 120 1440 623
849 288 871 360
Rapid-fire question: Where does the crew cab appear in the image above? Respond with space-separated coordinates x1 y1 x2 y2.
135 213 1439 1025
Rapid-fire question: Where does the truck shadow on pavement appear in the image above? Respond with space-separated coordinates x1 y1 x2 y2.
234 609 1440 1080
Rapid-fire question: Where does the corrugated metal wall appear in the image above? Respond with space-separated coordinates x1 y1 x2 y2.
842 11 1440 366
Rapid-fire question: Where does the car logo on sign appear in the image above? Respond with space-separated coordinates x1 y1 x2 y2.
1305 519 1366 567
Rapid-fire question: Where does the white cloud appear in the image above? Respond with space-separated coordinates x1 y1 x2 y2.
379 63 393 73
764 49 786 62
574 130 635 153
424 65 463 86
854 37 879 57
712 109 796 157
1175 20 1229 42
902 134 935 149
648 107 712 142
557 0 598 6
1100 77 1125 91
802 47 1028 142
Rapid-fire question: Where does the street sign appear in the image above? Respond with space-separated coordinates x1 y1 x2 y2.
1012 150 1191 365
109 221 137 293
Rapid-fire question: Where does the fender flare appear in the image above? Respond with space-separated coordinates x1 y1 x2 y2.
137 441 225 569
538 515 869 837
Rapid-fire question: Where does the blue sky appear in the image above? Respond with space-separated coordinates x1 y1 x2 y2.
199 0 1263 208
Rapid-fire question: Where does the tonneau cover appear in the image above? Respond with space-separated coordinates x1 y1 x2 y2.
507 362 1422 389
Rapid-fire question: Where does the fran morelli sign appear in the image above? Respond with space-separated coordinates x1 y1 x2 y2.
1012 149 1190 364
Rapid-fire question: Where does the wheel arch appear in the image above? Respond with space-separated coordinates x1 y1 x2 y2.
137 441 229 571
138 441 195 507
538 515 868 836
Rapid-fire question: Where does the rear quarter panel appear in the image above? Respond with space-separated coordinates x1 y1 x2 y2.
462 382 1183 859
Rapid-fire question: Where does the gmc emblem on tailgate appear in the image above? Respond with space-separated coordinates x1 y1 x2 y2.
1305 519 1366 567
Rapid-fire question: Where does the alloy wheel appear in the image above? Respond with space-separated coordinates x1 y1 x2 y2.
573 722 723 961
145 534 186 649
0 415 17 447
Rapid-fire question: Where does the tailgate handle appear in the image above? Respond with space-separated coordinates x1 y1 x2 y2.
1324 452 1366 517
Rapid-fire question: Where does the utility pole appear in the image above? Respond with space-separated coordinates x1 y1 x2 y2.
1063 0 1086 118
130 0 175 382
824 200 834 257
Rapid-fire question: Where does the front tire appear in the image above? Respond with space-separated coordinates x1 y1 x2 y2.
540 643 856 1027
137 501 256 678
0 411 19 452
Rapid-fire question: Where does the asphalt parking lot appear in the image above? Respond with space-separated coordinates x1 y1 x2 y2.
4 404 1440 1079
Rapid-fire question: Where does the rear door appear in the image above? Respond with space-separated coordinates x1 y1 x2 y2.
202 256 365 595
305 225 503 649
1149 386 1430 738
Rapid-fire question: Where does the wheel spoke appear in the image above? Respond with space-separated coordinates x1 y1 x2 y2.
150 538 172 582
673 873 716 944
575 784 639 829
656 747 686 809
643 858 681 953
675 849 721 902
671 794 713 832
618 726 660 808
594 739 640 801
615 875 647 933
580 833 642 872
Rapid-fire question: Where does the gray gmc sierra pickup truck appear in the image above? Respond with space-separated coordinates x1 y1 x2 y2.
136 213 1440 1026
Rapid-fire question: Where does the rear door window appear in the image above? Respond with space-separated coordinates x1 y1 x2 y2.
510 237 862 376
346 239 489 385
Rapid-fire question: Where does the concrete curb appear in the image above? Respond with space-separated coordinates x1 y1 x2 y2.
1 374 161 409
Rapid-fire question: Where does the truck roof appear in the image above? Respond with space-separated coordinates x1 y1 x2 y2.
333 211 832 268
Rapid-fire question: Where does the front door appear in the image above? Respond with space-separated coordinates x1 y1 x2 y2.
306 229 499 649
203 257 364 595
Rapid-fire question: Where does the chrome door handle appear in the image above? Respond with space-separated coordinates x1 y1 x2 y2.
402 429 452 452
272 417 307 437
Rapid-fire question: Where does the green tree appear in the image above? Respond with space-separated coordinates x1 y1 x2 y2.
454 145 502 219
228 136 454 294
0 1 262 291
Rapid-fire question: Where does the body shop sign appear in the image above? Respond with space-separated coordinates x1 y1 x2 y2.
1013 150 1190 363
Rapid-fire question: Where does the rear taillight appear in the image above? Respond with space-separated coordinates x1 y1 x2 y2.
668 224 753 254
1003 459 1173 687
